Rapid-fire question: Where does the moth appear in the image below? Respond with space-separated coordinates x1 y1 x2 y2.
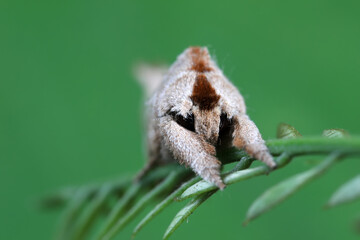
136 47 276 189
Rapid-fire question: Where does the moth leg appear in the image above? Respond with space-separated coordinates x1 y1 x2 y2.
159 115 225 189
232 114 276 169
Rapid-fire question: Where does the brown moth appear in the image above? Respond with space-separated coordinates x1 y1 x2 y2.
136 47 276 189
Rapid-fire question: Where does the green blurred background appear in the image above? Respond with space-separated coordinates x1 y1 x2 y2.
1 0 360 239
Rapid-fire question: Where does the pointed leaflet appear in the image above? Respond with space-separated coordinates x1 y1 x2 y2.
277 123 302 139
245 152 341 223
96 183 142 239
229 156 253 173
132 176 201 238
41 187 77 209
101 171 180 240
326 175 360 208
41 176 131 211
72 184 114 240
56 187 94 240
96 164 180 239
322 129 349 138
178 153 291 201
179 167 264 201
71 177 132 240
163 191 215 240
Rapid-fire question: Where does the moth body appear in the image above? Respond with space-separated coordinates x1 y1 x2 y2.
136 47 276 189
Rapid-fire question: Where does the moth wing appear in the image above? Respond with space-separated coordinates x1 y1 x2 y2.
134 63 168 97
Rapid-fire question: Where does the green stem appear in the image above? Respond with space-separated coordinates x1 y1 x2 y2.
267 137 360 156
221 137 360 165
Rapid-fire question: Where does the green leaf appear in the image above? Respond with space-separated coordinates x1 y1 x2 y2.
277 123 302 139
178 153 291 201
56 187 95 240
71 177 132 240
326 175 360 208
40 187 77 209
354 217 360 234
229 156 253 173
100 170 181 240
96 165 180 240
163 191 215 240
132 176 201 238
96 183 142 239
72 184 113 240
245 152 341 224
179 167 265 201
44 136 360 239
322 129 349 138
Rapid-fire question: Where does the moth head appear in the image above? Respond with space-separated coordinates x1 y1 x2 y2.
171 47 231 145
190 74 222 145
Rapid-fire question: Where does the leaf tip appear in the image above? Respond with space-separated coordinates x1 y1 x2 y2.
322 129 349 138
242 220 249 226
322 203 331 210
163 232 170 240
277 123 302 139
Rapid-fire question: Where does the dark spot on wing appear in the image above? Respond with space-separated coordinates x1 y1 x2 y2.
217 113 234 146
170 112 195 132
